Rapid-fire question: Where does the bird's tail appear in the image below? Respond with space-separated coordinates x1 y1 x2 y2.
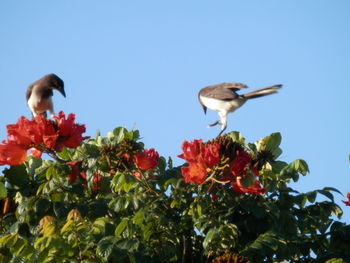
242 84 282 99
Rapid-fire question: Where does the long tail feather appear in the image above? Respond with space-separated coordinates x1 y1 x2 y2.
243 84 282 99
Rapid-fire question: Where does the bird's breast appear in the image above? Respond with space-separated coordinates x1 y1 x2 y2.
199 95 246 113
27 94 53 114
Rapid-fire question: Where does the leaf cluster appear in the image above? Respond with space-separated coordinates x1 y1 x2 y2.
0 129 349 263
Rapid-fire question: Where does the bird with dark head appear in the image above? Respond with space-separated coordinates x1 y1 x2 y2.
198 82 282 136
26 73 65 118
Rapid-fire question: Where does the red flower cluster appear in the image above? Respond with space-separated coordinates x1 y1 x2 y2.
178 139 220 184
134 148 159 171
343 192 350 206
178 139 265 195
0 112 88 166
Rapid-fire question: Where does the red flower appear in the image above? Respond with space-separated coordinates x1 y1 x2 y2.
231 151 251 176
201 143 220 167
179 139 220 167
123 153 130 162
92 173 101 190
54 112 89 151
178 139 220 184
80 171 87 180
342 192 350 206
30 147 43 159
178 139 202 163
35 115 59 149
134 148 159 171
67 161 82 183
79 171 100 190
181 162 207 184
0 143 27 166
231 177 265 195
6 117 34 147
133 171 142 179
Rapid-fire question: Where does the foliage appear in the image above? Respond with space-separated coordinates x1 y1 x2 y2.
0 113 349 263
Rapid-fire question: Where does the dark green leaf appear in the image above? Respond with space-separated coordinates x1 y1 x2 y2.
96 236 116 261
3 165 29 187
240 171 255 188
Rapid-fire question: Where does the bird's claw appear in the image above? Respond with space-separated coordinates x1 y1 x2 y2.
207 120 220 128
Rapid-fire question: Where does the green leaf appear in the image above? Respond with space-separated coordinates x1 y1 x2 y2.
240 170 256 188
3 164 29 188
293 159 309 175
158 157 167 173
57 147 75 161
96 236 116 261
271 161 288 173
318 189 334 202
248 232 286 254
73 143 100 160
25 156 43 177
167 157 173 169
123 181 137 193
133 210 145 225
323 187 343 196
0 182 7 198
255 132 282 158
326 258 346 263
35 160 54 175
113 127 127 143
203 228 216 250
197 203 202 217
116 238 140 252
115 218 129 237
45 166 56 180
34 199 51 215
306 191 317 203
226 131 245 144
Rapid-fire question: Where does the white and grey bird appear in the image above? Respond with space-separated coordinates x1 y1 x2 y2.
198 82 282 136
26 74 65 118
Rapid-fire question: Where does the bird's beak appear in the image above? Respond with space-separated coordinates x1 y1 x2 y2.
202 105 207 114
58 87 66 98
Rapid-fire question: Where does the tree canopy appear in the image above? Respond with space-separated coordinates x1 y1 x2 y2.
0 112 349 263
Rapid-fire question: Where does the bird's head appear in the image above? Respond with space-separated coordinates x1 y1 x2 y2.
47 73 66 97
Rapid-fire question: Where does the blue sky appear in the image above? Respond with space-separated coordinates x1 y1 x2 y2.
0 1 349 223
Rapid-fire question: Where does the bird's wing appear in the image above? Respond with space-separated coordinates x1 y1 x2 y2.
207 82 248 91
26 85 33 101
200 82 247 100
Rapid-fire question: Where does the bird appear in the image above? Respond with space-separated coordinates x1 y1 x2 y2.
198 82 282 136
26 74 65 118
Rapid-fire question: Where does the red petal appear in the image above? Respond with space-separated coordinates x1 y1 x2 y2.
30 148 43 159
0 143 27 166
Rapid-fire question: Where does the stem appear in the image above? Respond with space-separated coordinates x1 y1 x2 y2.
205 170 230 185
45 149 66 163
182 234 193 263
140 171 160 197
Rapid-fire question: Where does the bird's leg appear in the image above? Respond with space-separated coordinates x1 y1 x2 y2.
218 127 226 136
48 101 55 118
217 112 228 136
207 120 220 128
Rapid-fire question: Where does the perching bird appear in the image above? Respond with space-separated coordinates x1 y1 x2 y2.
26 74 65 118
198 82 282 136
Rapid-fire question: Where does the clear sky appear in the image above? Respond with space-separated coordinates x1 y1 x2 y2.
0 1 349 223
